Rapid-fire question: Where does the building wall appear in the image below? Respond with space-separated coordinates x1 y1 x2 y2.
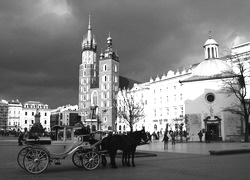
21 101 51 131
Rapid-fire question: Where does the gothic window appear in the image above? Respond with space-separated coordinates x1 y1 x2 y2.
114 64 117 72
103 75 107 82
103 64 107 71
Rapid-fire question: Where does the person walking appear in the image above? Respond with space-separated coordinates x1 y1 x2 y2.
18 131 24 146
170 132 176 145
205 130 210 143
162 132 169 149
198 130 203 142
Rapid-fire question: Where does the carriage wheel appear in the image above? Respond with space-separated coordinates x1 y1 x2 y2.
72 150 85 167
23 148 49 174
17 147 32 169
82 151 100 170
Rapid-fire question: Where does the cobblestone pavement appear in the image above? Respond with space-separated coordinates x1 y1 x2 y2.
1 136 250 180
137 139 250 154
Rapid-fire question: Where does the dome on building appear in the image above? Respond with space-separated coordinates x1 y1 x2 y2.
204 38 218 46
192 59 231 76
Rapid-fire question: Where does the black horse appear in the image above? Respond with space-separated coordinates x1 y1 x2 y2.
101 129 148 168
122 130 149 167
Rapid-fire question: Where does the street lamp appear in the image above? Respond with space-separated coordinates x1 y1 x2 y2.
90 105 98 132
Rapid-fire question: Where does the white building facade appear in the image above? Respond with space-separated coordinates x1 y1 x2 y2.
117 34 250 141
21 101 51 132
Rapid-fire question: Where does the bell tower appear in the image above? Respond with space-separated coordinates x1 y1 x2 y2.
99 33 120 130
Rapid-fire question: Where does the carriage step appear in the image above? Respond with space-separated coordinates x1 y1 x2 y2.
54 160 61 165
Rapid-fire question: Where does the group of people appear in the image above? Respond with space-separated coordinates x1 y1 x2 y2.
162 131 177 149
198 130 212 143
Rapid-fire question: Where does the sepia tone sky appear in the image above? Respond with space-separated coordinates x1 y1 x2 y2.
1 0 250 108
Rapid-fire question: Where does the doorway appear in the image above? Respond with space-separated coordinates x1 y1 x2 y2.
207 123 219 141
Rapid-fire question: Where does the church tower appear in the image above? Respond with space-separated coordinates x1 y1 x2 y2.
99 33 120 130
79 15 98 121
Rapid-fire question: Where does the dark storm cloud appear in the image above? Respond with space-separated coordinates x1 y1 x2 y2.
1 0 250 108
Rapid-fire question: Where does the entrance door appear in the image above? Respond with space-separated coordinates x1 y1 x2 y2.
207 123 219 141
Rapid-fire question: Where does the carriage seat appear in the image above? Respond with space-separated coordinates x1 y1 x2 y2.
25 138 51 145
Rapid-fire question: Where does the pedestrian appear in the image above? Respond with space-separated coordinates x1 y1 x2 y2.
198 130 203 142
170 132 176 145
162 132 169 149
18 131 24 146
205 131 210 143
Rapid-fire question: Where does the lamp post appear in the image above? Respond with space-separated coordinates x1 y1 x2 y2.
90 105 98 132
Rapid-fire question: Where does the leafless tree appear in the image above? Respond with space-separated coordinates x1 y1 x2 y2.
117 89 145 132
221 53 250 142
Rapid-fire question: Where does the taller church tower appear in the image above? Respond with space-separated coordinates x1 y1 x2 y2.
79 15 98 121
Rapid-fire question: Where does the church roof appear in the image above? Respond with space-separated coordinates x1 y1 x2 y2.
119 76 141 90
192 59 231 77
179 73 235 83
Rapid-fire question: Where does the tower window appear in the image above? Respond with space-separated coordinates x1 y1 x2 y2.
113 64 117 72
103 64 107 71
103 75 107 82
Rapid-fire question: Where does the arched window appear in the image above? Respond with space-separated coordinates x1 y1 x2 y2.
113 64 117 72
103 64 107 71
207 48 210 59
212 47 214 58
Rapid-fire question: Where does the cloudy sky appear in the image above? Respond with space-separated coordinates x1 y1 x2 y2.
1 0 250 108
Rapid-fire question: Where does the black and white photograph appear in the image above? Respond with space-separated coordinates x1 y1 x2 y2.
0 0 250 179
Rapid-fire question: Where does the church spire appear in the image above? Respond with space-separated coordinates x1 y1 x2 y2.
107 32 112 48
81 15 97 52
87 15 92 43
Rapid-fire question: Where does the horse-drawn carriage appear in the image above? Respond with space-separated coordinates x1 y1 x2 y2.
17 125 105 174
17 125 149 174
